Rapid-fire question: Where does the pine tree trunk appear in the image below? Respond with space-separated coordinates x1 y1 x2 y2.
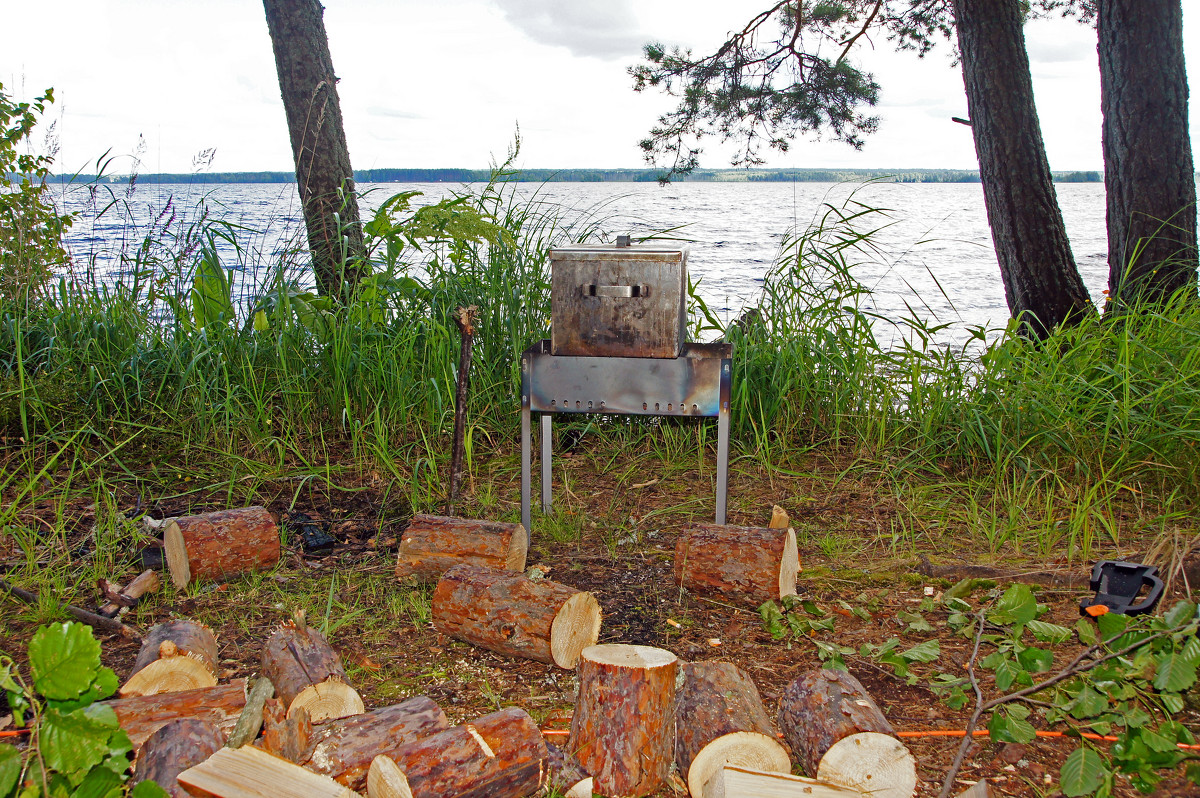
132 718 226 797
262 0 365 295
952 0 1094 338
1099 0 1198 305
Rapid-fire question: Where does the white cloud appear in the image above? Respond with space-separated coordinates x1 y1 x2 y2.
491 0 645 60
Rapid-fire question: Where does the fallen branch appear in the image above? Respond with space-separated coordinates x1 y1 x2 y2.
1 578 140 640
446 305 478 517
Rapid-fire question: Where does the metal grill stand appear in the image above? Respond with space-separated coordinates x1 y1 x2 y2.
520 340 732 537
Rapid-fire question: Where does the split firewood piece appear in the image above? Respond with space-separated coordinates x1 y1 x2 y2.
177 745 361 798
120 619 219 697
675 661 792 797
97 569 160 618
568 644 679 798
675 523 798 606
164 506 280 589
702 765 864 798
299 696 450 789
777 669 917 798
395 514 527 582
261 617 365 722
431 563 601 669
546 743 594 798
261 700 311 763
131 718 226 797
374 707 548 798
103 679 248 750
366 756 408 798
769 505 790 529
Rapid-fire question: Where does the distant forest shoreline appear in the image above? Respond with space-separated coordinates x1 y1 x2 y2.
46 167 1111 185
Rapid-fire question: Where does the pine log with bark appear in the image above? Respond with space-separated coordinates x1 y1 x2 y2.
132 718 226 798
261 619 364 722
568 644 679 798
395 515 527 582
262 700 311 763
675 661 791 797
102 680 248 750
777 669 916 798
432 563 601 669
120 619 219 697
164 507 279 589
674 524 798 606
1099 0 1197 304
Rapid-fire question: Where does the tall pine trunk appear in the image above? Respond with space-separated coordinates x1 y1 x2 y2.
263 0 365 296
952 0 1094 338
1099 0 1197 307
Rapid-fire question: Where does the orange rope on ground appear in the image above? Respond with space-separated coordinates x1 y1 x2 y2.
0 729 28 738
897 729 1200 750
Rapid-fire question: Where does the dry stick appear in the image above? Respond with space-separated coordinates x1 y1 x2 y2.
446 305 478 517
226 676 276 749
936 617 1187 798
1 578 140 640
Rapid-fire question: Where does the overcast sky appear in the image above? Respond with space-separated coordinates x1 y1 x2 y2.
6 0 1199 174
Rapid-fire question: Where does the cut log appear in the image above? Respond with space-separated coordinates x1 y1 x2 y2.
262 619 364 722
98 569 160 618
675 524 798 606
383 707 547 798
300 696 451 789
367 756 409 798
132 718 226 797
120 619 219 697
103 680 248 750
546 743 593 798
777 669 916 798
395 514 527 582
675 661 791 797
177 745 360 798
164 507 280 589
432 563 601 669
702 766 863 798
262 700 311 763
568 644 679 798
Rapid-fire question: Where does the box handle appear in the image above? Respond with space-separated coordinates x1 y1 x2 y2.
586 284 647 298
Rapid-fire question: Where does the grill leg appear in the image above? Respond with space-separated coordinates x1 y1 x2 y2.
716 401 730 525
540 414 553 514
521 402 531 540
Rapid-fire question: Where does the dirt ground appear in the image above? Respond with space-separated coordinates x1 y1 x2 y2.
2 443 1197 798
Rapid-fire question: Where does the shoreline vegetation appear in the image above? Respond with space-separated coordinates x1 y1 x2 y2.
44 166 1111 185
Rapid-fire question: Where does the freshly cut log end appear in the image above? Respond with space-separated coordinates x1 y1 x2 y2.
703 766 864 798
262 621 363 723
177 745 361 798
121 619 219 698
121 656 217 698
164 506 279 590
817 732 917 798
687 731 791 798
395 514 528 582
432 564 601 669
675 524 799 606
132 718 225 797
569 644 679 798
291 677 366 724
367 756 411 798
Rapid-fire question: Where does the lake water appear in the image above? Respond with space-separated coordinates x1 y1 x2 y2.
58 179 1119 342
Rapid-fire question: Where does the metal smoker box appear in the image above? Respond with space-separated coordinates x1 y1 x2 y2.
549 240 688 358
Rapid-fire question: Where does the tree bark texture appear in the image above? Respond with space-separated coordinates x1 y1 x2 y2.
567 644 679 798
396 515 528 582
262 0 365 295
1099 0 1198 304
164 507 280 589
952 0 1094 338
675 661 791 797
103 680 248 750
431 563 601 669
674 524 798 606
384 707 548 798
132 718 226 798
300 697 451 790
262 620 364 722
121 619 219 697
262 700 312 763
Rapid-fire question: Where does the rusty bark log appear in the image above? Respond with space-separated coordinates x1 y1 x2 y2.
102 680 248 750
121 619 219 697
132 718 226 797
164 507 279 589
675 524 798 606
262 619 364 722
395 514 527 582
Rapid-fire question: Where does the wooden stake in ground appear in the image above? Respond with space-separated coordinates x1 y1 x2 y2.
97 569 160 618
300 696 451 789
777 669 916 798
395 515 527 582
102 680 248 750
261 617 365 723
446 305 478 517
131 718 226 797
120 619 219 697
367 707 547 798
177 745 361 798
568 644 679 798
432 563 601 669
675 661 791 797
546 743 593 798
702 765 864 798
164 507 280 589
674 524 798 606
